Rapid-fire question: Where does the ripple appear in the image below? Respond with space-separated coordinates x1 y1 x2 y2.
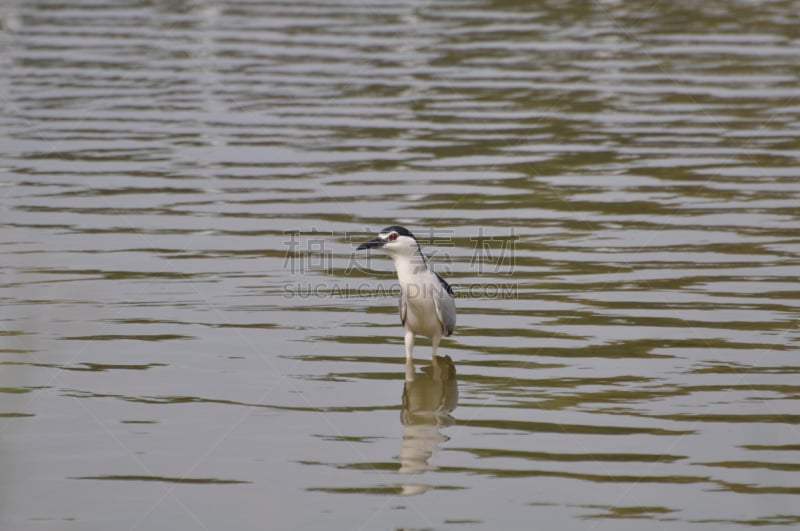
3 0 800 528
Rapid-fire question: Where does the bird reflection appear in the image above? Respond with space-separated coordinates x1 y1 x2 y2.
398 355 458 495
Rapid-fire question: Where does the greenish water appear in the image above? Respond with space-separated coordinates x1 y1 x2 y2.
2 1 800 530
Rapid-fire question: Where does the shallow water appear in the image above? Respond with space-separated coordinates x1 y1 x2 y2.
2 1 800 529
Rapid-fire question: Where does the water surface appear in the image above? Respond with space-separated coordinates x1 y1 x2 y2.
2 1 800 529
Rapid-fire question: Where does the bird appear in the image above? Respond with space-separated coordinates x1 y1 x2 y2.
357 226 456 362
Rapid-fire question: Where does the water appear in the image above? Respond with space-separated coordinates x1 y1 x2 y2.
2 1 800 529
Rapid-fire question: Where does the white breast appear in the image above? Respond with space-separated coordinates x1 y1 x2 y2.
399 269 447 338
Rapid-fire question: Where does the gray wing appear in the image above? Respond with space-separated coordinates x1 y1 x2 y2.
434 274 456 336
399 284 407 326
436 273 454 296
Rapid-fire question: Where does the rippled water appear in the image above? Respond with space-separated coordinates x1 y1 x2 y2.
2 1 800 529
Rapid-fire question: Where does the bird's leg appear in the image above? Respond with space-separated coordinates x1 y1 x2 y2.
430 333 442 379
404 328 415 362
404 358 415 382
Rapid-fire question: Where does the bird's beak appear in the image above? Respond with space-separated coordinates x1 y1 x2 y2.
357 236 386 250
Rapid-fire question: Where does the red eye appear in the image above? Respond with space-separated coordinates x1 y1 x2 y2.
389 232 398 241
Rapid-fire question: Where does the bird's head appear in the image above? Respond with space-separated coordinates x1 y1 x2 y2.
356 225 421 259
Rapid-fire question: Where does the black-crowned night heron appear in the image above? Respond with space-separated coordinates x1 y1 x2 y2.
357 226 456 361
